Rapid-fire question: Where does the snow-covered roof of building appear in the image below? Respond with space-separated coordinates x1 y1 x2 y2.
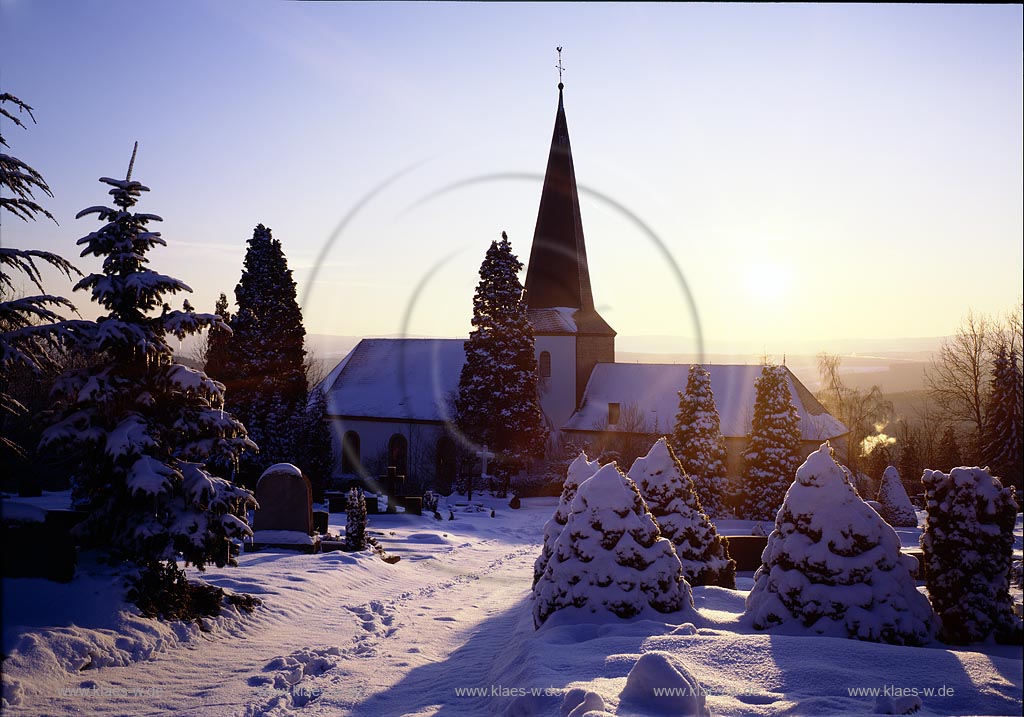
563 363 847 441
319 338 465 423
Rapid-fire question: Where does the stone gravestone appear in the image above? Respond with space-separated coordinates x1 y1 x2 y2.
249 463 318 553
379 466 405 514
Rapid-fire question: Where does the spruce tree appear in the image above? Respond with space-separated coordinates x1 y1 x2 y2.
875 465 917 527
746 444 935 645
1 94 84 458
921 466 1021 644
299 388 335 501
739 364 802 521
533 463 692 627
203 292 232 381
628 438 735 588
936 425 962 472
533 451 600 587
40 152 256 596
455 232 548 495
345 486 367 551
984 343 1023 489
224 224 308 482
671 364 728 517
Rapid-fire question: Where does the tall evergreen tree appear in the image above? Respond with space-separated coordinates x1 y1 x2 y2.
1 94 84 460
935 425 962 473
739 364 803 521
224 224 308 482
455 232 547 495
203 292 232 381
983 343 1023 489
345 486 367 551
299 387 335 501
40 152 256 596
671 364 728 517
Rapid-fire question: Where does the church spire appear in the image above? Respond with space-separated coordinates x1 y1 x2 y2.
523 74 598 313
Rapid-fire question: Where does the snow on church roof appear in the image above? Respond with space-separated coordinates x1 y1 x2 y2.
319 338 465 422
563 363 848 441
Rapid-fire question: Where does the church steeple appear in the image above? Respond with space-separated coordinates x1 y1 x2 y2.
524 81 598 313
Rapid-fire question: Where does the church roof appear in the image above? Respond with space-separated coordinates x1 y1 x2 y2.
562 363 848 441
527 307 616 337
319 338 465 422
523 85 611 340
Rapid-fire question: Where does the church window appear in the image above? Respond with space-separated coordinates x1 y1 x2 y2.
539 351 552 378
608 402 620 425
388 433 409 476
341 431 361 474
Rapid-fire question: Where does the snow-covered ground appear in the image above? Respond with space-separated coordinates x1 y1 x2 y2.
2 491 1022 716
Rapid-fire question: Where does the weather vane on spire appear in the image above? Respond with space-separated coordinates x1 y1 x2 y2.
556 46 564 87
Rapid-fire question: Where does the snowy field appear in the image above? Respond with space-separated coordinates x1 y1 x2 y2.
2 491 1022 717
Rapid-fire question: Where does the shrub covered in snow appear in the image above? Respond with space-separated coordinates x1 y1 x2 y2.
672 364 729 517
628 438 735 588
921 466 1021 644
746 443 935 645
345 487 368 551
40 158 257 599
533 463 691 627
876 465 918 527
739 364 802 521
532 451 600 586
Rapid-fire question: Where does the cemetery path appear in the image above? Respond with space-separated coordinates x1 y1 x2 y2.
20 508 546 717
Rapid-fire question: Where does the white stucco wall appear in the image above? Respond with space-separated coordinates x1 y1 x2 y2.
535 334 577 434
327 417 448 489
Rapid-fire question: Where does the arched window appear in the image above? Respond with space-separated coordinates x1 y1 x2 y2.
388 433 409 477
435 436 457 495
341 431 361 474
539 351 552 378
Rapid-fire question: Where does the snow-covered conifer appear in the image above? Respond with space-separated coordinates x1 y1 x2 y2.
455 232 547 495
299 388 335 501
40 152 256 594
671 364 728 516
533 463 692 627
875 465 917 527
983 343 1023 489
345 486 367 551
739 364 802 521
921 466 1021 644
628 438 735 588
532 451 600 586
202 292 232 381
223 224 308 482
746 443 935 645
1 94 85 457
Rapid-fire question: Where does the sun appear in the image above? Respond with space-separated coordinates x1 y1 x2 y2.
741 259 792 304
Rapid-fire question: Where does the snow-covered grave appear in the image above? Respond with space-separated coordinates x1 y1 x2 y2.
1 487 1021 716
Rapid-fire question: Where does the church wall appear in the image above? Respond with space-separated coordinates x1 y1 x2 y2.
535 335 577 434
327 417 450 492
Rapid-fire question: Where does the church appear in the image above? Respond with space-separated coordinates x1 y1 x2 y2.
319 81 848 493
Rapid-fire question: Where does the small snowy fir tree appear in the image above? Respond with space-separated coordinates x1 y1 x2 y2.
202 292 232 381
455 232 548 495
739 364 803 521
223 224 308 483
983 343 1023 489
0 93 85 457
671 364 729 517
628 438 736 588
875 465 917 527
40 149 256 601
533 463 692 627
921 466 1021 644
532 451 600 587
746 443 935 646
345 486 367 551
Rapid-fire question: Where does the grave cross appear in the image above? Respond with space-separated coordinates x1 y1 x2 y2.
477 446 495 478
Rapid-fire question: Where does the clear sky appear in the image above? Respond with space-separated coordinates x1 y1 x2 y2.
3 1 1022 355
